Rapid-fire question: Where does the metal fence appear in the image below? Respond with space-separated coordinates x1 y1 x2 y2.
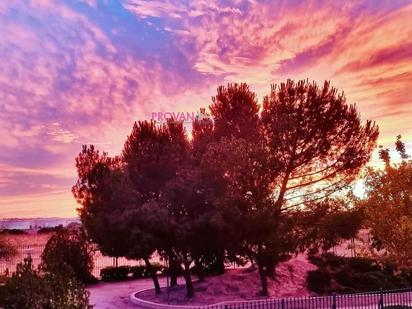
0 245 146 278
212 288 412 309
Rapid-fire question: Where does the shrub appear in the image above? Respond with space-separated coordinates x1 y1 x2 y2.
322 253 346 268
100 266 130 281
130 265 147 279
0 229 27 235
0 257 92 309
41 228 96 284
348 257 381 273
308 255 326 267
150 262 164 274
335 266 354 286
0 237 16 260
389 275 410 289
399 269 412 285
351 271 388 291
37 225 64 234
307 269 331 293
101 263 163 281
383 261 398 275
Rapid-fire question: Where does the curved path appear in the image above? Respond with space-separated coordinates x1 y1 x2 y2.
87 277 184 309
87 278 155 309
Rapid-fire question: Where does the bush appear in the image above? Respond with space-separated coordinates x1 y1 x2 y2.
348 257 381 273
100 266 130 281
37 225 64 234
388 275 410 289
399 269 412 285
322 253 346 268
150 262 164 274
0 237 16 260
41 228 96 284
383 261 398 275
307 253 412 294
351 271 388 291
335 266 354 286
308 255 326 267
0 257 92 309
0 229 27 235
307 269 331 293
130 265 147 279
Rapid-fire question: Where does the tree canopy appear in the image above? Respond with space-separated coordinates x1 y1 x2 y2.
73 79 378 297
361 136 412 267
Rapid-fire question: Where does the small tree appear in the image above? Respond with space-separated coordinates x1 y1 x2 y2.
41 228 95 283
159 165 219 297
0 257 91 309
299 198 364 254
361 136 412 267
0 237 16 260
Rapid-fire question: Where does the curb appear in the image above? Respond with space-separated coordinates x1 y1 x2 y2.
129 287 270 309
130 288 209 309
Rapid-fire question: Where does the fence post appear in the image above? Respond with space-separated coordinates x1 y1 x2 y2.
281 298 285 309
379 289 384 309
332 293 336 309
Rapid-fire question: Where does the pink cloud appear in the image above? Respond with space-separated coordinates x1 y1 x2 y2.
1 0 412 217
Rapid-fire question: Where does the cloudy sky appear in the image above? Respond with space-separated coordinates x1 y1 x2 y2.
1 0 412 218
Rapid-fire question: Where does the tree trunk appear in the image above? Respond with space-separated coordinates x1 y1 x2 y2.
182 258 194 298
216 250 225 275
194 259 205 281
183 268 194 298
144 258 161 294
257 261 269 296
266 256 276 279
170 272 178 287
169 255 179 287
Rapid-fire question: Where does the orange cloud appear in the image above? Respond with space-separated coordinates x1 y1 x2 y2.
1 0 411 217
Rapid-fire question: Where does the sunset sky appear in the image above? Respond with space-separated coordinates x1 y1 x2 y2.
1 0 412 218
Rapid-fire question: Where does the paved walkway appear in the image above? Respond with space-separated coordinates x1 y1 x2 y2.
87 279 412 309
87 277 156 309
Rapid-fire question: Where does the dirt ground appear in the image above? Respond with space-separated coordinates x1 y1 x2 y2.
87 255 316 308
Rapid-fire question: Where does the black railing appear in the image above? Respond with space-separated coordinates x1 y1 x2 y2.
3 247 412 308
215 289 412 309
0 245 146 277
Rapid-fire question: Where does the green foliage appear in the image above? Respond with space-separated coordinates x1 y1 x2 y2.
0 257 92 309
74 80 379 297
399 269 412 285
319 253 347 268
347 257 381 273
308 253 412 294
0 237 16 260
351 271 390 291
129 265 147 279
307 269 331 293
0 229 27 235
100 266 130 281
41 228 96 284
300 199 364 254
100 263 164 281
37 225 64 234
362 137 412 268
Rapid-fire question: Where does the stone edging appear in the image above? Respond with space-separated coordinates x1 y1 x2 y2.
130 287 270 309
130 288 209 309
